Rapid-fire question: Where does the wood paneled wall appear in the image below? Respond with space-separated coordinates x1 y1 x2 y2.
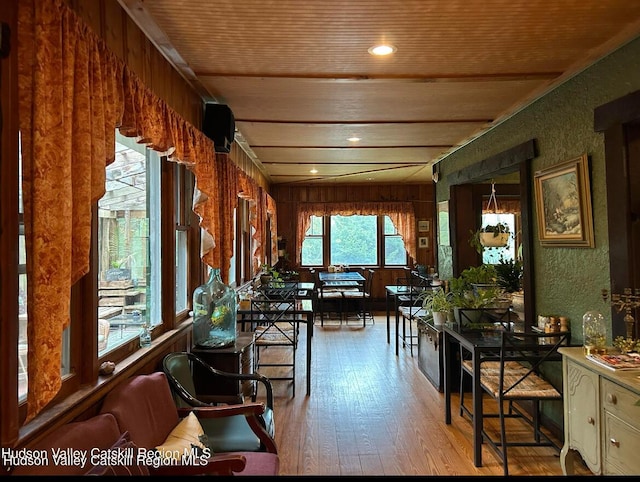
67 0 269 189
68 0 202 126
271 183 435 303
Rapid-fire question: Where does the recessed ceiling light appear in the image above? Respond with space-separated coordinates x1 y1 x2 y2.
310 168 318 174
347 136 361 142
368 44 396 56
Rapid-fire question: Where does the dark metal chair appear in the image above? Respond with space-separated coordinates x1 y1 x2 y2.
343 268 375 326
477 331 570 476
162 351 276 453
312 268 345 325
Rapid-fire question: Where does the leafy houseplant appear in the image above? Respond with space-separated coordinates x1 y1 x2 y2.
494 257 523 293
469 222 510 254
449 265 500 309
420 288 454 312
420 288 453 325
260 264 283 286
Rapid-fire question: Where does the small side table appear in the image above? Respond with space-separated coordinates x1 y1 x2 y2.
191 332 256 403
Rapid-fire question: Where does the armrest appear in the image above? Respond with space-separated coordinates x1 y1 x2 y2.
191 354 275 409
177 402 265 419
150 453 246 476
178 403 278 454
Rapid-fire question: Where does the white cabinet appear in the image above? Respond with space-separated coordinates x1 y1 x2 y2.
560 347 640 475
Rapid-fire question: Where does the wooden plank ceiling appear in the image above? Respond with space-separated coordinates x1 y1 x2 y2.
119 0 640 184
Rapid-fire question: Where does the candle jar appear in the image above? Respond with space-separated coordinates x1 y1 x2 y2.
582 310 607 355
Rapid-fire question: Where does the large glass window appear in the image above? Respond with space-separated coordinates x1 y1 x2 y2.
175 163 193 314
301 215 408 267
234 198 252 285
18 138 28 401
301 215 323 266
97 133 161 356
330 215 377 266
17 138 72 401
383 216 407 266
229 207 237 287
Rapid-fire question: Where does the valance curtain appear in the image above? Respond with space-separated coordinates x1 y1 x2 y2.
295 202 417 264
482 198 521 214
17 0 269 421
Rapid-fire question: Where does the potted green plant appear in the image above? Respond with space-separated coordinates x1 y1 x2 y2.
469 222 510 254
448 265 503 325
260 264 283 286
495 257 523 294
420 288 454 325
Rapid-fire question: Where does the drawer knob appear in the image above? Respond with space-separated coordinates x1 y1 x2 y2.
610 438 620 447
607 393 618 404
587 416 595 425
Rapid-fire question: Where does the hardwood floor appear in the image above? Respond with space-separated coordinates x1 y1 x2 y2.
253 314 593 476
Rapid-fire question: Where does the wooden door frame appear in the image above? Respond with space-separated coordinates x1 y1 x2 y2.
595 89 640 338
448 139 537 331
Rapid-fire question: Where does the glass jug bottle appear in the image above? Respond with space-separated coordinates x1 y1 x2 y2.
193 267 237 348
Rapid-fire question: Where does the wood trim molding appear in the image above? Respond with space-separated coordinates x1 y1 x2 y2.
446 139 537 186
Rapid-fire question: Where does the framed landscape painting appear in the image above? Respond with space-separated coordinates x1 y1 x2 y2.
534 154 594 247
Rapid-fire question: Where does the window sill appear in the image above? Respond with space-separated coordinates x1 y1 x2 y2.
16 318 193 448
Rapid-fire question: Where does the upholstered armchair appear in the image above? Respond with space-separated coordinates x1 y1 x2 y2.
99 372 279 475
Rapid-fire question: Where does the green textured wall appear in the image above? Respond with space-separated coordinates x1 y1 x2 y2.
436 35 640 344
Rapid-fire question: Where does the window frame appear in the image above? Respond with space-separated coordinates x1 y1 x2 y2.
235 198 253 286
9 135 201 426
301 214 409 268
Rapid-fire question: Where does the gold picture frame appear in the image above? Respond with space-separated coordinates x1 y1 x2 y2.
418 236 429 248
534 154 594 247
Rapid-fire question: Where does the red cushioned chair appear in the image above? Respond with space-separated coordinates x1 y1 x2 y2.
99 372 279 476
9 413 124 476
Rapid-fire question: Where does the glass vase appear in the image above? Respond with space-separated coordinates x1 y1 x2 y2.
193 267 237 348
582 310 607 355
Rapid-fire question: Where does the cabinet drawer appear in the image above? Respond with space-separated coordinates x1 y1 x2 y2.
601 378 640 426
603 412 640 475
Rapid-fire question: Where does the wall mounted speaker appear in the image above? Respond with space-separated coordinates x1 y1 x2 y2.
202 103 235 153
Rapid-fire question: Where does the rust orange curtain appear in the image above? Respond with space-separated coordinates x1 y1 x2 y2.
295 202 417 264
482 198 521 214
17 0 268 421
18 0 123 421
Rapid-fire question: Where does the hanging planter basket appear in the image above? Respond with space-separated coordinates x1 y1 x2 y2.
479 232 510 248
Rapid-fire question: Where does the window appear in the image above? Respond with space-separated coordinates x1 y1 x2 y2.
482 212 517 264
383 216 407 266
234 198 253 285
228 207 238 287
175 163 193 314
331 215 377 266
301 215 323 266
301 215 408 267
97 133 161 356
17 138 28 401
11 127 198 424
17 137 72 402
